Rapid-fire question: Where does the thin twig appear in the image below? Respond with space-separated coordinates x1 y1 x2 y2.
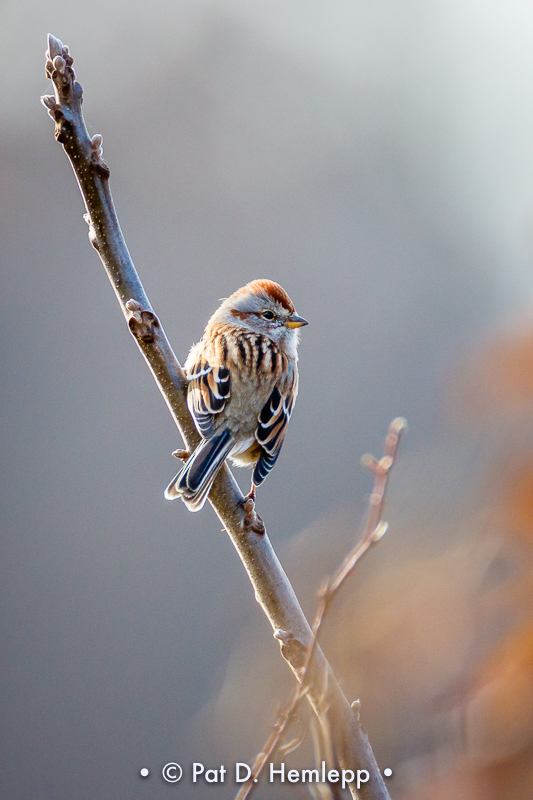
235 418 406 800
42 35 394 800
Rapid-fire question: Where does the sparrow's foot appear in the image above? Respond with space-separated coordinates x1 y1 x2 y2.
241 495 265 535
172 448 190 461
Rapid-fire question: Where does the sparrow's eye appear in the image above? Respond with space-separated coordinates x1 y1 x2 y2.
262 310 276 320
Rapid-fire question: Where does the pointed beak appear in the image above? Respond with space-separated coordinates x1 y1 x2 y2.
285 313 309 329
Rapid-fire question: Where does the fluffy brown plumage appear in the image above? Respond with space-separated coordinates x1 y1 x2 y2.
164 280 308 511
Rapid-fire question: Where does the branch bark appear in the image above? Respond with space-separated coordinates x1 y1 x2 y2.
41 34 392 800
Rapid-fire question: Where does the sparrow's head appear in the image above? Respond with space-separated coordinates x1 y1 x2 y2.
211 279 308 353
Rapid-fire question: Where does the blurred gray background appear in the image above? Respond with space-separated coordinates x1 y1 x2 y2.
2 1 533 798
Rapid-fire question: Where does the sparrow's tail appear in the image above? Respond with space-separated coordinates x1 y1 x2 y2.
164 429 235 511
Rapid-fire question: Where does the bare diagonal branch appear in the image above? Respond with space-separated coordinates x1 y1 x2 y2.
234 418 406 800
42 34 392 800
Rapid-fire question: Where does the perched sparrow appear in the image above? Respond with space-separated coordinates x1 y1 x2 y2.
164 279 308 512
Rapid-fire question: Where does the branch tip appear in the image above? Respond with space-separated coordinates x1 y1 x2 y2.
46 34 65 61
390 416 408 435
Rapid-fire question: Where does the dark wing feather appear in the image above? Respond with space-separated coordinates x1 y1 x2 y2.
187 360 230 439
253 449 279 486
164 428 234 510
253 374 297 486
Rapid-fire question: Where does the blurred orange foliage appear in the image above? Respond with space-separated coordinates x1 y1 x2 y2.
457 327 533 414
406 325 533 800
502 463 533 547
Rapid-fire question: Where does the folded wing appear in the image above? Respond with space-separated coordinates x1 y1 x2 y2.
187 359 231 439
253 374 297 486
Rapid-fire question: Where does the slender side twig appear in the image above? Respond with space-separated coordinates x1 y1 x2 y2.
234 418 406 800
41 34 393 800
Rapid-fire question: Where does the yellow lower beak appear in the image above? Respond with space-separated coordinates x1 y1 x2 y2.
285 314 309 329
